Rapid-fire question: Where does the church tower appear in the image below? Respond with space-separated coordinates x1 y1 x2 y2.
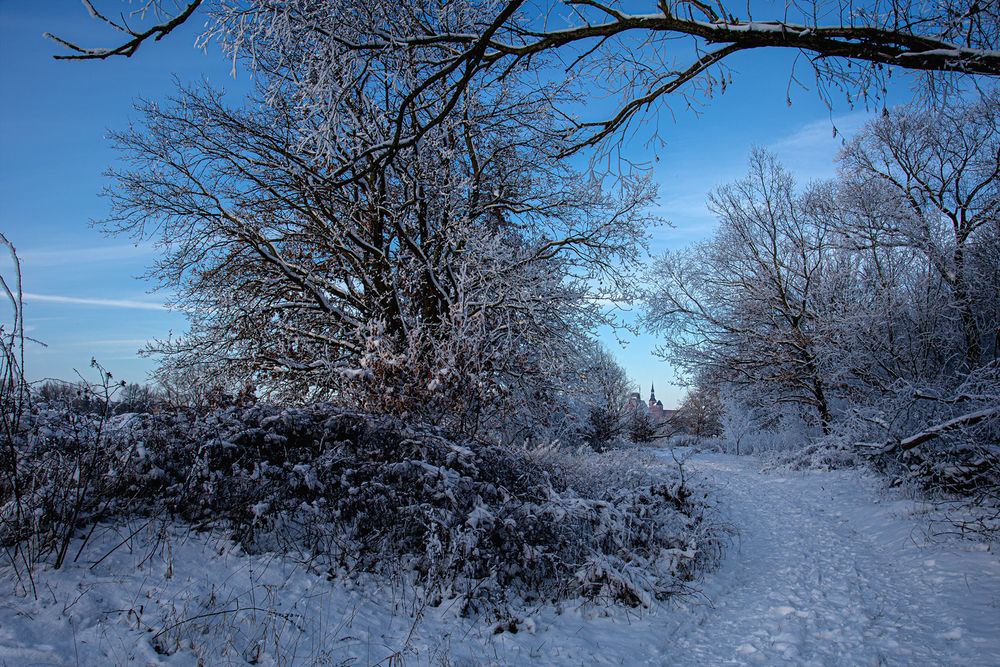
648 383 664 421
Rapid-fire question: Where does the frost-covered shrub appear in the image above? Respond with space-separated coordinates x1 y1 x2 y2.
667 434 710 449
869 428 999 540
834 367 1000 540
763 436 865 472
0 366 144 579
3 404 720 613
879 442 999 495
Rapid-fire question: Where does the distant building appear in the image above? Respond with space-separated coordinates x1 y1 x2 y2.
627 384 677 426
627 391 644 412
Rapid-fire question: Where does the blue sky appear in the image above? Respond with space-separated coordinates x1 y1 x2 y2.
1 1 909 405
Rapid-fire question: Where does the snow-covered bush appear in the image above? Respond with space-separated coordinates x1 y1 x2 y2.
817 363 998 539
665 434 705 448
0 244 140 591
0 372 144 586
3 403 720 614
867 413 999 539
763 436 866 472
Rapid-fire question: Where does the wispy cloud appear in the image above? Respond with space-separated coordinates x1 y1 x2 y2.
768 111 873 182
770 111 871 151
23 292 167 311
61 338 152 348
14 243 156 268
649 111 877 257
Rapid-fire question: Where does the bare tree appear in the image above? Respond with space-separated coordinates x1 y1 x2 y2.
647 132 1000 440
105 59 654 437
644 149 838 433
675 383 722 437
839 92 1000 371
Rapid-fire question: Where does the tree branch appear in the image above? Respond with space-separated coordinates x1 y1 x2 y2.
887 406 1000 452
46 0 203 61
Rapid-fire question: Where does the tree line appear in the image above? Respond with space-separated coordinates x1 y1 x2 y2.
648 95 999 478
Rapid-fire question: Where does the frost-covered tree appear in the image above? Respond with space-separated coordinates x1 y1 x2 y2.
645 97 1000 502
675 384 722 437
839 93 1000 372
818 98 1000 494
644 150 839 433
104 19 654 438
579 346 636 450
719 389 761 456
627 406 658 444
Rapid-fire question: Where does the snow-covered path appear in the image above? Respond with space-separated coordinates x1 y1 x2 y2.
642 452 1000 666
449 450 1000 665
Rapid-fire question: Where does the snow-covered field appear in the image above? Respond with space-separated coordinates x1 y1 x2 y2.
2 451 998 666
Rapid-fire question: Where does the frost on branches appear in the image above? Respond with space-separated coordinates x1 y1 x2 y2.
104 10 654 438
51 2 1000 157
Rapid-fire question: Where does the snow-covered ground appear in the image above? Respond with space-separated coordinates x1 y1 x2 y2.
2 451 998 665
648 451 1000 666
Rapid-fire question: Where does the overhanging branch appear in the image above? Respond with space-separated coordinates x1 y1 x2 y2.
46 0 203 61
